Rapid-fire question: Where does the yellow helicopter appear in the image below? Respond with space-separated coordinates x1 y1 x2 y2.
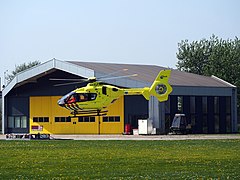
52 69 172 116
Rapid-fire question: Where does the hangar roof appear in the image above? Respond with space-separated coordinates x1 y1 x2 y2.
3 59 235 96
67 61 235 88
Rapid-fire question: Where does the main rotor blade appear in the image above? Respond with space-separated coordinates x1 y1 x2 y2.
49 78 86 82
100 74 138 81
98 68 128 79
53 81 87 87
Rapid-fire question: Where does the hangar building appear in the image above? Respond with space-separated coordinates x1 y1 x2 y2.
2 59 238 134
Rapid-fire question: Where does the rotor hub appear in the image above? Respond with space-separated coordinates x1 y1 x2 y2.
88 77 97 82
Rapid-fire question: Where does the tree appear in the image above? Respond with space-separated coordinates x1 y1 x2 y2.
176 35 240 123
5 60 41 84
177 34 240 87
177 35 240 79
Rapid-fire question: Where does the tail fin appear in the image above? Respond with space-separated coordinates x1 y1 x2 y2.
149 70 172 102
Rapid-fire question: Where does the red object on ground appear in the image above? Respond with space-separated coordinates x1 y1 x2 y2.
125 124 132 134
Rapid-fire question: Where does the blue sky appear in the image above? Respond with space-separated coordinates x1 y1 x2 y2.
0 0 239 86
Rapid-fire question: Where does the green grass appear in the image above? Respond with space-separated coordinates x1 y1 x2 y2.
0 140 240 179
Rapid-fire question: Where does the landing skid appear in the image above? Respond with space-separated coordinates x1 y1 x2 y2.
70 110 108 117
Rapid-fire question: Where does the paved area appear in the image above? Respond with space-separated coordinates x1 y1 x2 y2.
52 134 240 140
1 134 239 140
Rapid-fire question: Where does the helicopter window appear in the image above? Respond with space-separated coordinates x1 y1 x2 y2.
89 93 97 100
76 93 97 102
102 86 107 95
112 88 118 92
79 94 88 101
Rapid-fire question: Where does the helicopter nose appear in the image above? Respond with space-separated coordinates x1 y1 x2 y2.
58 98 65 107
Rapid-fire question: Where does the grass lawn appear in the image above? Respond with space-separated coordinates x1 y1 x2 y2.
0 139 240 179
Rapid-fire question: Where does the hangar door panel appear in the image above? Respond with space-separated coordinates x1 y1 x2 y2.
100 96 124 134
51 96 76 134
30 96 53 134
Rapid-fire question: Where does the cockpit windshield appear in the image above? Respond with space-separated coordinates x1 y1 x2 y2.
62 91 75 101
65 93 97 104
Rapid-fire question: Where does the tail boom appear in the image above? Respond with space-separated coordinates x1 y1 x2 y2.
123 87 150 100
122 70 172 102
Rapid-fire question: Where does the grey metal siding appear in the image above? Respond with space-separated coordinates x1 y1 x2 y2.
172 86 234 96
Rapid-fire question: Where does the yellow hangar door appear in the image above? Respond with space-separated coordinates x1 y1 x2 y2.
30 96 124 134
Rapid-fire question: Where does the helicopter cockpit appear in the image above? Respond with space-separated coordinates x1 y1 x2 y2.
58 91 97 106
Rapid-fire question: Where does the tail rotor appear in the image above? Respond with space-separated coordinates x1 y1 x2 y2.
149 70 172 102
